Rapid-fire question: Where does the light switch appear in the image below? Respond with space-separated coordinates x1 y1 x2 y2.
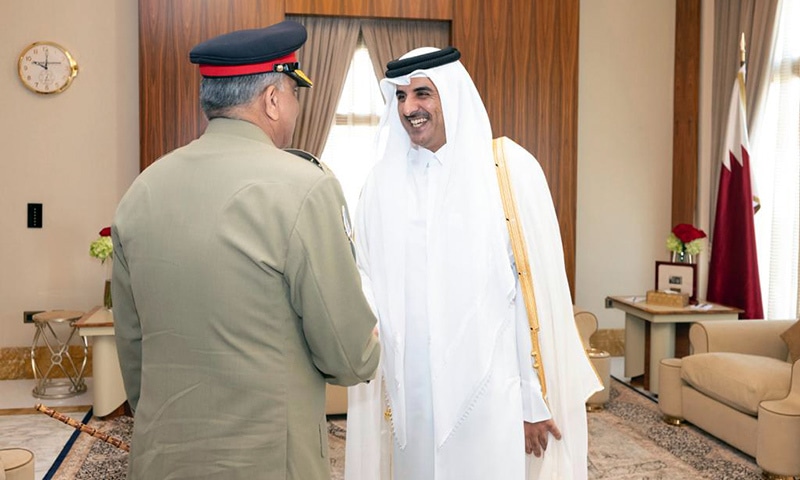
28 203 42 228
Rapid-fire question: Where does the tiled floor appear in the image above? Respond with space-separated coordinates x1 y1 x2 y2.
0 378 93 480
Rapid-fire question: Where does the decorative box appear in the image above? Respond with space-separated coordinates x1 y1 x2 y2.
646 290 689 307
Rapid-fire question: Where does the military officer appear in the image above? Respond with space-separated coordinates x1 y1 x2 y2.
112 20 380 480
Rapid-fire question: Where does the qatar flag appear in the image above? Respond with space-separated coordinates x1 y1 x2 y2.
707 64 763 319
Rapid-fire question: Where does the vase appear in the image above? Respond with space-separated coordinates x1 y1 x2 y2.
671 251 694 264
103 261 113 310
103 280 113 310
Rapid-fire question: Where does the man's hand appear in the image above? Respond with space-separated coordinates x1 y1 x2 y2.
524 419 561 457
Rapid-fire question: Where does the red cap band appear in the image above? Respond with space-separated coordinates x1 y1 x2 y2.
198 52 297 77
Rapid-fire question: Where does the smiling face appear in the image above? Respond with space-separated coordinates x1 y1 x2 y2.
395 76 446 152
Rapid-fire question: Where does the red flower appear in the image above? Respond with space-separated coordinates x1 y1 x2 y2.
672 223 706 243
99 226 111 237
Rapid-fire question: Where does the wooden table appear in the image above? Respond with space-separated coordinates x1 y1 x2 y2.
607 295 741 394
74 306 127 417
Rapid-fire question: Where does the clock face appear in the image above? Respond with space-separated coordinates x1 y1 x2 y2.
18 42 79 94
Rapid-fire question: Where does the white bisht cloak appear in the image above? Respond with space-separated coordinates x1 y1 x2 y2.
345 49 601 480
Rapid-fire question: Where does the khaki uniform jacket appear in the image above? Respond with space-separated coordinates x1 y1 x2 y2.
112 118 380 480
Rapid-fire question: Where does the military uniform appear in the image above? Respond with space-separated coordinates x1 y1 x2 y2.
112 21 379 480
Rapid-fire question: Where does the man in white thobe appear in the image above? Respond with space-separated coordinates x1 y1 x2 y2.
345 47 602 480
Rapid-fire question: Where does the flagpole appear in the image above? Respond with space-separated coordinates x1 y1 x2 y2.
738 33 747 115
740 32 746 67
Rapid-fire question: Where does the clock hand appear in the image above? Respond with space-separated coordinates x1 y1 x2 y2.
44 49 49 69
32 60 47 69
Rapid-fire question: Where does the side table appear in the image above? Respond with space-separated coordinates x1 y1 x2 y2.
74 306 127 417
31 310 88 399
607 295 741 394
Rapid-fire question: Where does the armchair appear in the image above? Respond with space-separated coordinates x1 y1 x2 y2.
574 306 611 410
658 319 800 478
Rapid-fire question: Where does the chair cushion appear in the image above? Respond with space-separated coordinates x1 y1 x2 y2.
780 320 800 363
681 352 791 415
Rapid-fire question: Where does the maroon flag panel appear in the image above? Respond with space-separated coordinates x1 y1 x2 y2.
707 65 764 319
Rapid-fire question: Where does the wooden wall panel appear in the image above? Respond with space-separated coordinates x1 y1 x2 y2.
453 0 580 296
139 0 284 170
139 0 581 292
285 0 451 20
671 0 700 227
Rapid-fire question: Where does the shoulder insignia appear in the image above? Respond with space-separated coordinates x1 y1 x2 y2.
284 148 324 171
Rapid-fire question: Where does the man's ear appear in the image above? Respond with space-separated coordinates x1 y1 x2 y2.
262 84 280 121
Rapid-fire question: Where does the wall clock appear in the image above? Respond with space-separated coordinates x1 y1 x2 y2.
18 41 79 94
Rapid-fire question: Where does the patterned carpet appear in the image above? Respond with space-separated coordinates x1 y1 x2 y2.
589 382 760 479
45 379 762 479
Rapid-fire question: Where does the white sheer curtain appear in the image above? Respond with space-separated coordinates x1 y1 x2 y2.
320 37 385 212
752 0 800 319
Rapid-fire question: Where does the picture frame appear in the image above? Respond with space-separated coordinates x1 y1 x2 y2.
655 261 697 302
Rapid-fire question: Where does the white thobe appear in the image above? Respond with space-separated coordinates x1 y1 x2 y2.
391 146 551 479
396 147 436 478
345 138 601 480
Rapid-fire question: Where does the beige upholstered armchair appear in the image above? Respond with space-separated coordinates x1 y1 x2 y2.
574 306 611 410
658 319 800 479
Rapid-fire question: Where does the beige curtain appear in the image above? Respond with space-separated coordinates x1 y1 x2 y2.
288 16 361 157
709 1 780 222
361 19 450 85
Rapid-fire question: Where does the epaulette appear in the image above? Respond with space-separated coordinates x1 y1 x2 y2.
285 148 324 171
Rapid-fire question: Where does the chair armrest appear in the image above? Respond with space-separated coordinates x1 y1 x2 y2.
757 357 800 475
573 306 598 350
792 359 800 396
689 319 794 359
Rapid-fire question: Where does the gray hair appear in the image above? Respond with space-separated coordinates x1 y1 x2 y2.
199 72 284 119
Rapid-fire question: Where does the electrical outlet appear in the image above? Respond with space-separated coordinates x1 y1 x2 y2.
24 310 44 323
27 203 43 228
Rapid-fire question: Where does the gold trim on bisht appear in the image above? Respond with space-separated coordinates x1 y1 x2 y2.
492 138 548 402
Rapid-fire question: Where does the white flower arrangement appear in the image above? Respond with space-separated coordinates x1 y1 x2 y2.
666 233 704 255
89 227 113 264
